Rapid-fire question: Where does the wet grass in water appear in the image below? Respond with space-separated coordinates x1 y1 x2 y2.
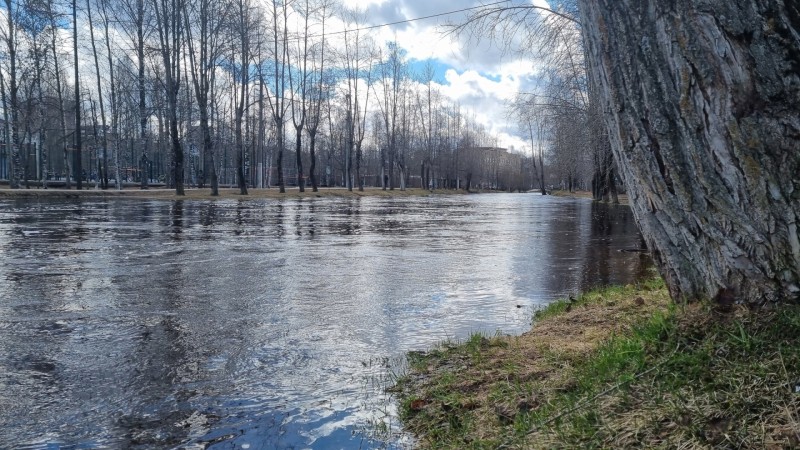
394 278 800 448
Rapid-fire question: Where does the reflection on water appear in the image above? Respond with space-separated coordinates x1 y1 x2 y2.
0 194 650 449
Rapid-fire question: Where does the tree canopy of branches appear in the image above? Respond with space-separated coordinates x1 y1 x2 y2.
0 0 537 195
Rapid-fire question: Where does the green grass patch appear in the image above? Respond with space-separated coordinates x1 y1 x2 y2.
394 278 800 448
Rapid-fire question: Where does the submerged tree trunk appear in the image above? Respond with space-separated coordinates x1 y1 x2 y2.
580 0 800 304
87 0 109 190
295 128 304 192
73 0 83 190
52 37 70 189
99 0 122 190
152 0 185 195
308 131 318 192
137 0 148 190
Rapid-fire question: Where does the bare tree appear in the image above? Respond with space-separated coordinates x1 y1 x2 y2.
231 0 255 195
85 0 109 188
17 1 50 188
2 0 24 188
115 0 152 188
374 42 404 191
416 61 436 191
183 0 224 195
40 0 73 188
97 0 122 189
510 96 547 195
71 0 82 189
340 7 374 191
264 0 289 193
287 0 307 192
151 0 186 194
304 0 331 193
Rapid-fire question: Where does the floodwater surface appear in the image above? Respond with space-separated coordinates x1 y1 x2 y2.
0 194 651 449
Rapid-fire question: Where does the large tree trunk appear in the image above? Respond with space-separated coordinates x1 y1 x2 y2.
579 0 800 304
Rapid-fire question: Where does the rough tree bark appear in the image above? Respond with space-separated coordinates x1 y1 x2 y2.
579 0 800 304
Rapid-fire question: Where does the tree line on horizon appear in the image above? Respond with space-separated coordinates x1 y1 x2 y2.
0 0 595 196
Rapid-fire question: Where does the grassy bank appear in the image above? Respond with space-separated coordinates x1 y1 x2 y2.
0 186 465 201
394 278 800 448
550 189 630 205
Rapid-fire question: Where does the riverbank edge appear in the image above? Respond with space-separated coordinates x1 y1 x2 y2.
550 189 630 205
0 186 475 201
393 278 800 448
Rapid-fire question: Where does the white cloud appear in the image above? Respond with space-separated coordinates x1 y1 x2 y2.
347 0 546 150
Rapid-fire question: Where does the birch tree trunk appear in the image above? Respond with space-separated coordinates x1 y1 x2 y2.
579 0 800 304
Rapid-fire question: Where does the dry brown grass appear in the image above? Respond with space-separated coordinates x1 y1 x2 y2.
551 189 630 205
396 280 671 448
396 279 800 449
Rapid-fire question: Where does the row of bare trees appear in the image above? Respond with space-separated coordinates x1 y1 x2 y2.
0 0 537 195
455 0 618 200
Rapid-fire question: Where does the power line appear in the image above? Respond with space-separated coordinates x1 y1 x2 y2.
323 0 511 37
103 1 517 47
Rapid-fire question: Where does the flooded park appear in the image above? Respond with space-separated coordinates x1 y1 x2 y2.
0 193 651 448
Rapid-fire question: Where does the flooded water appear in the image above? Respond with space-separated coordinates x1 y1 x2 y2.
0 193 651 449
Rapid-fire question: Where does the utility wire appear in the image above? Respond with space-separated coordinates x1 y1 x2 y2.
323 0 511 37
104 1 516 45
